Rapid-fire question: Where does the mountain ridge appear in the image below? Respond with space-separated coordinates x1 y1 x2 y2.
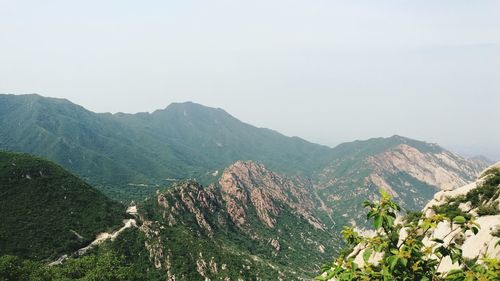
0 94 336 201
0 93 488 221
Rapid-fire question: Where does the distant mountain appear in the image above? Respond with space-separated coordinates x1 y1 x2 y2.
0 151 125 261
0 94 333 201
0 94 488 215
468 155 494 169
314 135 485 226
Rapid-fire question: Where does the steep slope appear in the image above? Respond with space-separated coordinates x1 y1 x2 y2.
131 102 334 176
422 162 500 272
468 155 494 170
0 94 333 201
0 151 125 261
348 162 499 276
315 136 485 227
138 161 341 280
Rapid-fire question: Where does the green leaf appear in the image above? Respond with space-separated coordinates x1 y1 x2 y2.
453 216 466 224
363 249 373 263
471 226 479 235
387 255 398 270
432 238 445 244
367 210 375 219
374 215 383 229
385 215 395 228
363 201 373 208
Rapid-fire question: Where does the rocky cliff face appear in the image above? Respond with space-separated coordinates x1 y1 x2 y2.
314 136 487 226
138 161 340 280
367 144 481 191
220 161 324 230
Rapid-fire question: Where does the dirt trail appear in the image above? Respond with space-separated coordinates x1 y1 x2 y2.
49 207 138 266
76 219 137 256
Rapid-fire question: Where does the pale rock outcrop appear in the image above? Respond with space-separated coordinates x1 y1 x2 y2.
269 238 281 252
421 163 500 273
351 162 500 273
140 220 164 269
368 173 398 197
368 144 481 193
155 181 219 234
424 215 500 273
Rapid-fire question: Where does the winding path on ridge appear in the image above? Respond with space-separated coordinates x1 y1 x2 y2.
49 205 138 266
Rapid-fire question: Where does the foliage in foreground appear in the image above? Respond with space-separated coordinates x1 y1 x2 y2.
317 191 499 281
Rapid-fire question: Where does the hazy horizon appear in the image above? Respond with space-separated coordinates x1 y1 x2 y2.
1 1 499 160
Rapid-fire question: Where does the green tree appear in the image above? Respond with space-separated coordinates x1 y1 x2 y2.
317 190 499 281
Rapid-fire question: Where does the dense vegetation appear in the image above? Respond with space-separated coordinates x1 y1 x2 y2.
317 191 499 280
0 152 125 260
0 229 164 281
0 94 334 201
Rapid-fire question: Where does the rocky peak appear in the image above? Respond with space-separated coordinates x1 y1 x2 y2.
155 181 221 234
315 138 488 227
140 162 344 279
219 160 324 229
367 143 483 192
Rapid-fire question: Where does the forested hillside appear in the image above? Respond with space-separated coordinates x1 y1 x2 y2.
0 152 125 260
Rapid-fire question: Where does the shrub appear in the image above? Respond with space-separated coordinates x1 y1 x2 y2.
316 190 499 281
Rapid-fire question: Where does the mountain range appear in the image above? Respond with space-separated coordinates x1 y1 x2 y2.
0 94 335 201
0 93 494 280
0 94 488 206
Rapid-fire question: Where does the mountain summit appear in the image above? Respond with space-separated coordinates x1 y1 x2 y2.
0 94 334 200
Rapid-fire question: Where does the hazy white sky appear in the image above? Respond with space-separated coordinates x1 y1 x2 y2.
1 1 499 159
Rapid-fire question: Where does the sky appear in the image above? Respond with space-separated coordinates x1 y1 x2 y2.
1 1 499 160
